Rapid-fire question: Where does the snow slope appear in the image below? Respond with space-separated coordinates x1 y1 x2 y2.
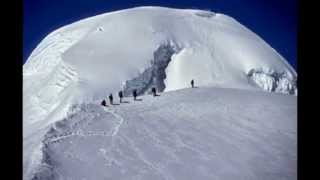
32 87 297 180
23 6 297 179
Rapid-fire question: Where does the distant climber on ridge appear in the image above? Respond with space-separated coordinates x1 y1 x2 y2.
118 90 123 103
108 93 113 105
133 89 137 101
101 99 107 107
151 87 157 97
191 79 195 88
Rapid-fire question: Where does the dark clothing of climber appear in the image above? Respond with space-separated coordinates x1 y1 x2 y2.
118 91 123 103
101 99 107 107
133 89 137 100
108 94 113 105
151 87 157 96
191 79 194 88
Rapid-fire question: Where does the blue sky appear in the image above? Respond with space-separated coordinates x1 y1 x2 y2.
23 0 297 69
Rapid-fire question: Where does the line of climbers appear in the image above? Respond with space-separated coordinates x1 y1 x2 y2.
101 79 195 107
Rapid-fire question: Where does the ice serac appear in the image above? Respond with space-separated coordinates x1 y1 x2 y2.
122 42 180 96
23 6 297 180
247 68 297 95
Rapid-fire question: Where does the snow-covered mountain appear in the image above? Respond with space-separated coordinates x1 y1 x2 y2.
23 6 297 180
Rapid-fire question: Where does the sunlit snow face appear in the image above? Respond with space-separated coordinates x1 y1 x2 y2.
23 6 297 125
26 7 296 95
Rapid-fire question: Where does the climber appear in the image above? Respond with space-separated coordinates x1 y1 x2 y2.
191 79 194 88
108 93 113 105
118 90 123 103
101 99 107 107
151 87 157 97
133 89 137 100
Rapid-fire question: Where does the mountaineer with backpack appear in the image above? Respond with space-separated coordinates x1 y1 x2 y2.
108 93 113 105
101 99 107 107
133 89 137 101
118 91 123 103
151 87 157 97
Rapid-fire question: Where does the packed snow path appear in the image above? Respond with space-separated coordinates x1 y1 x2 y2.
32 87 296 180
105 107 126 137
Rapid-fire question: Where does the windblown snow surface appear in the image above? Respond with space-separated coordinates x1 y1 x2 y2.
23 6 297 180
31 88 296 180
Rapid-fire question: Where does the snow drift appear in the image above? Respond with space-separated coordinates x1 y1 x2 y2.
23 6 297 180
